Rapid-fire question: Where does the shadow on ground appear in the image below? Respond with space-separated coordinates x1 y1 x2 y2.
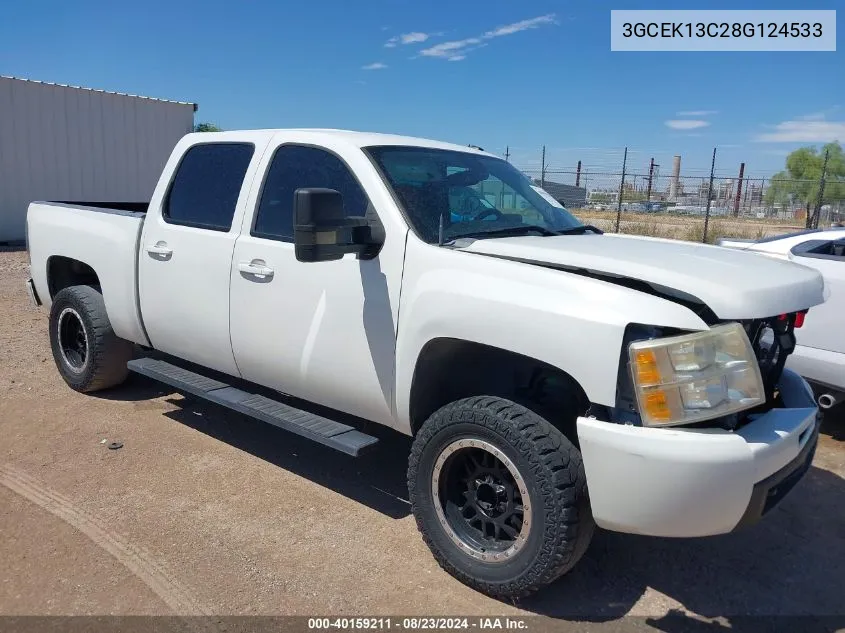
110 375 845 627
104 369 416 520
90 371 173 402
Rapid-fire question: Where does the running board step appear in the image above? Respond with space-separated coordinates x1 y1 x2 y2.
127 358 379 456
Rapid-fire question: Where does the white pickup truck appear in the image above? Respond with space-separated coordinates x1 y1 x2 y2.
26 129 823 598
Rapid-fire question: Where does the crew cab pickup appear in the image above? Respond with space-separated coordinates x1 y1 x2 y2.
26 129 824 598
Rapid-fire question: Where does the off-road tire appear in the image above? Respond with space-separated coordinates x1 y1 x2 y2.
408 396 594 599
49 285 133 392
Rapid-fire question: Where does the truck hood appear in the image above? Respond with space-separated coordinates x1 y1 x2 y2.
461 233 825 320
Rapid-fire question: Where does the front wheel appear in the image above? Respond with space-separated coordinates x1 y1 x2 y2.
408 396 594 598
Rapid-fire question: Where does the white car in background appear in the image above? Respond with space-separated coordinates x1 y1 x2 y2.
718 227 845 412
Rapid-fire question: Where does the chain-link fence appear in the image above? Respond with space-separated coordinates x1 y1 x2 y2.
516 148 845 244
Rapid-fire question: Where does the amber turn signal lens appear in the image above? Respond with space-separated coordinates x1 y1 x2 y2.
634 350 661 385
643 390 672 421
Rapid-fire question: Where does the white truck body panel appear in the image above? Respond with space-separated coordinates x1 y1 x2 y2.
393 235 711 433
137 131 273 375
27 202 149 345
228 131 410 427
25 128 827 541
465 232 825 319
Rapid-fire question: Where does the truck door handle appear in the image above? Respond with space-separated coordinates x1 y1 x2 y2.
238 260 274 279
146 242 173 258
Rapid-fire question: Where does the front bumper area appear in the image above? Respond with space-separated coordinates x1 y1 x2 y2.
734 415 818 530
577 368 819 537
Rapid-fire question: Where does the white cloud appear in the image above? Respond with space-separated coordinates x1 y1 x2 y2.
754 118 845 142
482 15 557 37
665 119 710 130
421 38 481 57
401 32 430 44
420 14 556 60
361 62 388 70
676 110 718 116
385 31 439 47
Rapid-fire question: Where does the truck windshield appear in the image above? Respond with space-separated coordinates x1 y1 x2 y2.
365 146 584 244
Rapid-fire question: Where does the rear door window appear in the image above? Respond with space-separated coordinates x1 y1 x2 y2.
164 143 255 231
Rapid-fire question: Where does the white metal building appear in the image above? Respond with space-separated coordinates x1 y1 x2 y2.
0 76 196 242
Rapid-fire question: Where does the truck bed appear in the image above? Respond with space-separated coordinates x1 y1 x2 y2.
27 201 150 346
52 200 149 214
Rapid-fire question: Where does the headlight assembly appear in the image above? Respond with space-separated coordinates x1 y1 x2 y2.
628 322 764 427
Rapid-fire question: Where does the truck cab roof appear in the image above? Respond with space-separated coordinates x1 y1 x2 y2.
182 128 499 158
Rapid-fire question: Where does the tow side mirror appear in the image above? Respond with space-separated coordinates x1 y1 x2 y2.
293 188 382 263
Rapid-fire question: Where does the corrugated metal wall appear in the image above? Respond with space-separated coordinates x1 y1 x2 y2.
0 77 195 242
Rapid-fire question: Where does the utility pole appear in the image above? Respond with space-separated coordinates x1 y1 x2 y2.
575 160 582 188
733 162 745 217
615 147 628 232
812 149 830 229
702 147 717 243
646 157 655 202
541 145 546 188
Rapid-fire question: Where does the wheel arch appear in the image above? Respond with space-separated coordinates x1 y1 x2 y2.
46 256 101 299
408 337 590 444
42 253 148 346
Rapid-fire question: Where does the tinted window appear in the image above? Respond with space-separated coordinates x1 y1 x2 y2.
792 238 845 260
164 143 254 231
365 146 582 244
253 145 368 241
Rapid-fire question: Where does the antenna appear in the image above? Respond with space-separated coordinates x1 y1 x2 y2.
438 213 445 246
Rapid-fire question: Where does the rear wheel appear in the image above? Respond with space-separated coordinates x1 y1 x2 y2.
408 396 594 598
49 285 133 392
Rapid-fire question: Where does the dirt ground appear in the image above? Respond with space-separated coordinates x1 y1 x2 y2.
574 210 804 242
1 249 844 629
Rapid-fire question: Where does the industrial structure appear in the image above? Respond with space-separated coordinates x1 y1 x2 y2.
532 179 588 209
668 155 682 201
0 76 196 242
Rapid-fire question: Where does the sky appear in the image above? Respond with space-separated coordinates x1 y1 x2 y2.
1 0 843 181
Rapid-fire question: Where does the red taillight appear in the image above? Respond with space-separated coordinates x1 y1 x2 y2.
777 311 807 328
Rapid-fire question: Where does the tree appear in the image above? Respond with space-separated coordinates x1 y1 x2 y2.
194 122 222 132
764 142 845 226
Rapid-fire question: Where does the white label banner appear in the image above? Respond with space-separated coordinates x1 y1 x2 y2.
610 10 836 51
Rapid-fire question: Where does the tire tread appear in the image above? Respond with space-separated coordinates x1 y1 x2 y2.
49 285 132 393
408 396 595 598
